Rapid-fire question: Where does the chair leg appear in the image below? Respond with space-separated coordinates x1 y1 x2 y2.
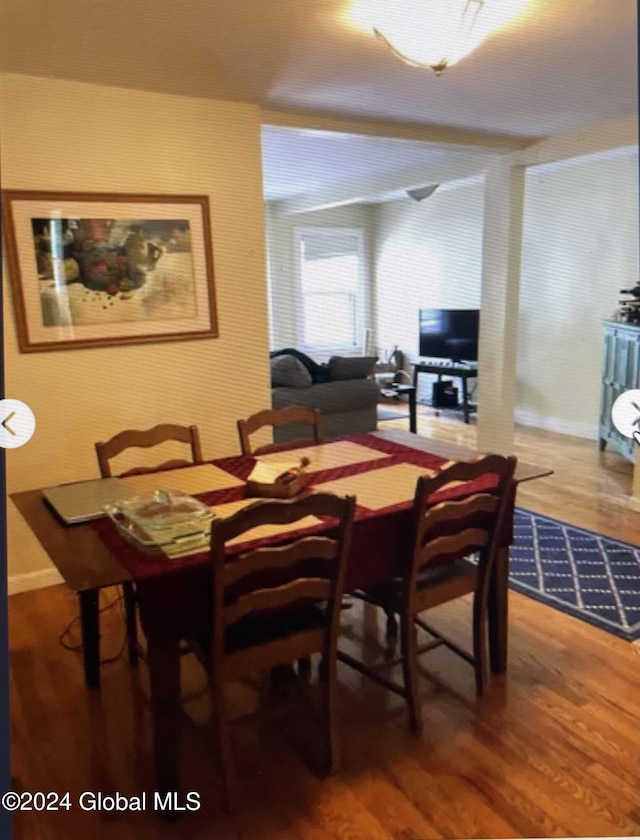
321 654 339 776
400 613 421 731
210 676 237 811
384 606 398 638
122 582 139 667
472 595 488 697
318 656 327 683
269 664 296 697
297 657 312 679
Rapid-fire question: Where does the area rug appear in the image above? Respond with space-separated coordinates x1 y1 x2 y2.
510 509 640 642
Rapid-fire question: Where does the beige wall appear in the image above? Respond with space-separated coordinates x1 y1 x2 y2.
373 182 484 403
373 182 484 353
517 148 639 438
372 150 640 436
1 74 271 582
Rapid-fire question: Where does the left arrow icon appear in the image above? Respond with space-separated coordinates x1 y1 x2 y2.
2 411 17 436
0 400 36 449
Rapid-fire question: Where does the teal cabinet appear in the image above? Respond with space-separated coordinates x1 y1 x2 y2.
599 321 640 462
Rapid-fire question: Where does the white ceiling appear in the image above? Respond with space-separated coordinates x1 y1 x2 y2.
261 128 497 200
0 0 637 201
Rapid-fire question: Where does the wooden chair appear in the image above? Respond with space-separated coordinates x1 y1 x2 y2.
341 454 517 731
237 406 322 455
197 492 355 804
95 423 203 478
94 423 203 666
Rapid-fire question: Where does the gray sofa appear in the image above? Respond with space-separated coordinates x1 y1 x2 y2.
270 353 379 443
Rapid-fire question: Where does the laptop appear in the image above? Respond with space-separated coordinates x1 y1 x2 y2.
42 477 134 525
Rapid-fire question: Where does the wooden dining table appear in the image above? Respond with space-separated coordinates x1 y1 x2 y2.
11 430 552 796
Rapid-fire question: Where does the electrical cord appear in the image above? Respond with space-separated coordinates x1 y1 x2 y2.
59 586 128 664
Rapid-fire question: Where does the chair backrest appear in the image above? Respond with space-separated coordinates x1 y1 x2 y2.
209 492 355 673
237 406 323 455
95 423 203 478
408 454 517 592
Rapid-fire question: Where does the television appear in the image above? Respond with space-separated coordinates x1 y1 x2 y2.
419 308 480 362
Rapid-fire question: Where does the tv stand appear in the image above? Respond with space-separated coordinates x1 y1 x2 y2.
413 360 478 424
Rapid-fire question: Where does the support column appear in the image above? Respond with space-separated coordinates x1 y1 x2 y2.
477 159 525 454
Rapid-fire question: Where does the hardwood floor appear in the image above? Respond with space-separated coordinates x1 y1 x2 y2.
8 416 640 839
381 400 640 542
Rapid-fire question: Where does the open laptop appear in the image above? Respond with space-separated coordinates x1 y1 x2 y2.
42 477 134 525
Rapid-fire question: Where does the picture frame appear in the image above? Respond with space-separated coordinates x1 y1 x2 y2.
1 190 218 352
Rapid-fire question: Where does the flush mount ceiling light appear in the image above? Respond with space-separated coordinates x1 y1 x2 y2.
407 184 439 201
368 0 528 75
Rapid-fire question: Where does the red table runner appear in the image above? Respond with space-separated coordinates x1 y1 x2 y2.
93 434 496 642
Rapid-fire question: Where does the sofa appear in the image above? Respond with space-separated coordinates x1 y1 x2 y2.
270 352 380 443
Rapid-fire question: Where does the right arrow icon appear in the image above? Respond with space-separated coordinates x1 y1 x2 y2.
611 390 640 444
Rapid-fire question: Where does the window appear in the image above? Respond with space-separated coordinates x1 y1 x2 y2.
295 227 365 352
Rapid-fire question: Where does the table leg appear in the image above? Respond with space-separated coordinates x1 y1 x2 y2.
122 581 139 666
462 376 470 424
147 636 182 797
408 388 417 434
488 546 509 673
78 589 100 689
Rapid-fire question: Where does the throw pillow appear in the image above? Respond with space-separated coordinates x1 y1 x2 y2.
328 356 378 381
269 348 330 383
270 355 313 388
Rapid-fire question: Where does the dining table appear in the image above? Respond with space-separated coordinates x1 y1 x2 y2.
11 429 552 796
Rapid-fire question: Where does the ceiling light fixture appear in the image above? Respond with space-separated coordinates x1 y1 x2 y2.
407 184 439 201
369 0 528 75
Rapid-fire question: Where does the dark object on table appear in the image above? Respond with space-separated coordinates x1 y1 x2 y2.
419 308 480 362
432 380 458 408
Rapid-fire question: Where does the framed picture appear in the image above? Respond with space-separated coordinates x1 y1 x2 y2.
1 190 218 352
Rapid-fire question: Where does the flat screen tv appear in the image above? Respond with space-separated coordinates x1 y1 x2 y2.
419 309 480 362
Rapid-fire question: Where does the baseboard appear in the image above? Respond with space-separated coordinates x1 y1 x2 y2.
515 409 598 441
625 495 640 512
7 567 64 596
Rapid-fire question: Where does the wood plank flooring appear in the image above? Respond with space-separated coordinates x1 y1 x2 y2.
8 415 640 839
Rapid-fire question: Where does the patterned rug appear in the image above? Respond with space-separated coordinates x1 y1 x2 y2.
510 509 640 642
